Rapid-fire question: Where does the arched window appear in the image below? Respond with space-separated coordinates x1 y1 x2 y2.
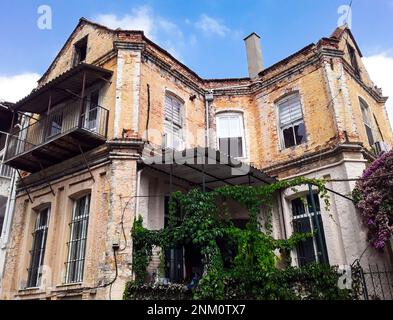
216 112 246 158
277 93 306 149
359 97 374 146
164 93 184 150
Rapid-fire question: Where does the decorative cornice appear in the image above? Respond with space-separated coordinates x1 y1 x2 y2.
113 41 145 51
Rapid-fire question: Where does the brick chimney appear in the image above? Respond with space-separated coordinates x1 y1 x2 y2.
244 32 263 79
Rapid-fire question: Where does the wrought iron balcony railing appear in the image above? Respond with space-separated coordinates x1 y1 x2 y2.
4 98 109 172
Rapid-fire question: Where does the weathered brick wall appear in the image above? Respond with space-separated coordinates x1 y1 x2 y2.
39 22 116 85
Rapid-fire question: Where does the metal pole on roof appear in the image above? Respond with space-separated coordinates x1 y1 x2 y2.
308 184 327 264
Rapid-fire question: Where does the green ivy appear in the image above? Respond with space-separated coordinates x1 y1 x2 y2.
126 177 351 300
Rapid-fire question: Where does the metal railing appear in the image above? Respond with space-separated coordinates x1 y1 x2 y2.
351 259 393 300
0 162 13 178
4 99 109 161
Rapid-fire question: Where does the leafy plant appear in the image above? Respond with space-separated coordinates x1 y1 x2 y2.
125 177 351 300
353 150 393 249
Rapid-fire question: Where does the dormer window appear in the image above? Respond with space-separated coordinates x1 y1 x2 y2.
347 44 360 78
73 36 88 66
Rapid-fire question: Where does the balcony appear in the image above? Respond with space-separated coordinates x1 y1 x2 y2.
0 162 13 178
4 99 109 173
3 63 112 173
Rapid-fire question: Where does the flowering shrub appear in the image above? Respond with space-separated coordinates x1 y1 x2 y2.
353 150 393 249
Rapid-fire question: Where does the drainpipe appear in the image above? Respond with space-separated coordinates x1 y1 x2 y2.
135 168 144 221
204 93 214 148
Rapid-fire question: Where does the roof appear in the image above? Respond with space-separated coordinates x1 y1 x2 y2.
330 25 363 57
36 18 365 96
140 147 276 189
12 63 113 113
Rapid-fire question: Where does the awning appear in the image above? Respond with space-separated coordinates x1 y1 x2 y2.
11 63 113 113
140 147 276 189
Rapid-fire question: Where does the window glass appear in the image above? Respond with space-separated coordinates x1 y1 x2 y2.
291 194 329 267
216 113 245 158
164 94 184 150
27 207 50 288
65 194 90 284
278 94 306 149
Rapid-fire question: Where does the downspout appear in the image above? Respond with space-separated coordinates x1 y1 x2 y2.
204 92 214 148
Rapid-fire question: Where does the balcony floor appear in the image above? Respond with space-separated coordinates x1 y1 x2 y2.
5 128 106 173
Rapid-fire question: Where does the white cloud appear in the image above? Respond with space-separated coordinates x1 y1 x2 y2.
195 14 230 37
0 73 40 103
94 6 188 60
363 53 393 129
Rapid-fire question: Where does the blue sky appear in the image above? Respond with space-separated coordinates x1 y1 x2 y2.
0 0 393 126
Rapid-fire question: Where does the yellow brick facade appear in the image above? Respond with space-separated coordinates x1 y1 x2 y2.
1 19 392 300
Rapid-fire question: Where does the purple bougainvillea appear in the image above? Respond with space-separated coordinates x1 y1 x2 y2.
353 150 393 249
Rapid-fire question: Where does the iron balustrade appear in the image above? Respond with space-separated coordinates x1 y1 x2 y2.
0 162 13 178
4 99 109 161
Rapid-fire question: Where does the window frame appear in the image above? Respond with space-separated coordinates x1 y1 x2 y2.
26 206 50 288
164 92 185 151
276 93 307 150
65 193 91 284
216 111 247 159
291 193 329 267
73 36 88 67
347 43 361 78
359 97 375 146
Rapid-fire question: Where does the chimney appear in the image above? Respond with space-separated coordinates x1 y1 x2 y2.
244 32 263 79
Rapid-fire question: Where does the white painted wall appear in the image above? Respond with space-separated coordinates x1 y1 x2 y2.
280 156 391 268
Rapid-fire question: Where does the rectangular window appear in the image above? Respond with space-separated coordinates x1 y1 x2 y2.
73 36 88 66
291 193 329 267
164 94 184 151
347 44 360 78
278 94 306 149
360 98 375 146
216 113 245 158
27 207 50 288
65 194 90 283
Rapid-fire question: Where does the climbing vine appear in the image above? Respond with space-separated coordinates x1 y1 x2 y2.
126 177 351 300
353 149 393 249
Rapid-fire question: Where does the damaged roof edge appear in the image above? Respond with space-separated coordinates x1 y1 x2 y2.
38 17 359 90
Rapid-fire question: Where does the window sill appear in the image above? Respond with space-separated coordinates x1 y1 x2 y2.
279 142 307 152
56 282 83 288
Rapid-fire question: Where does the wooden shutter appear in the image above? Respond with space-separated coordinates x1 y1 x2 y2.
278 94 302 127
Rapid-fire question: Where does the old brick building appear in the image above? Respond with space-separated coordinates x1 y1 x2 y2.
0 18 392 300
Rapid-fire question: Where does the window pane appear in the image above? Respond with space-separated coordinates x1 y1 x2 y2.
165 95 182 126
219 137 243 158
294 122 306 145
279 94 302 126
66 195 90 283
27 208 49 288
282 127 295 148
293 218 316 266
360 100 371 125
365 125 375 146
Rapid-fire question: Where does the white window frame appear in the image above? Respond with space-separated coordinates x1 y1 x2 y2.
216 111 246 159
276 93 307 150
164 93 185 151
